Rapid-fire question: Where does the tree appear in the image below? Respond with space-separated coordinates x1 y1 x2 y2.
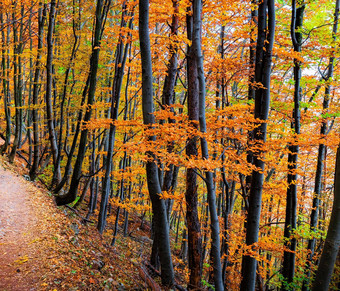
192 0 223 289
56 0 111 205
303 0 340 289
1 0 340 289
312 144 340 291
9 1 24 163
0 7 11 155
98 1 131 234
29 2 47 180
282 1 305 289
185 3 203 288
139 0 174 286
240 0 275 290
45 0 61 187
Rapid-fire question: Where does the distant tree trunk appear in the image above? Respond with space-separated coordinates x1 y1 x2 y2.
248 0 257 102
150 0 179 266
53 75 90 194
45 0 61 186
186 4 202 289
312 144 340 291
56 0 110 205
27 3 34 167
161 0 179 223
111 151 127 246
245 0 258 195
9 2 24 163
0 10 11 155
97 3 131 234
302 1 339 289
87 133 97 217
282 2 305 289
55 0 80 184
139 0 174 286
240 1 275 290
29 2 47 180
192 0 223 289
222 179 235 288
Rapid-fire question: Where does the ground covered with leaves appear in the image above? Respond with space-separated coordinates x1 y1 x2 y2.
0 155 163 290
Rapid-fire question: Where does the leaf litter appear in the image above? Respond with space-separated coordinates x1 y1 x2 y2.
0 154 154 290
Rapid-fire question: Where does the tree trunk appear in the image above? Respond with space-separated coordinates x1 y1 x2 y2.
240 1 275 290
55 1 80 185
150 0 179 266
185 4 202 289
55 0 110 205
245 0 258 195
302 1 339 289
0 10 11 155
139 0 174 286
312 144 340 291
53 75 90 194
161 0 179 223
282 2 305 289
192 0 223 289
45 0 61 186
97 3 131 234
9 2 24 163
29 3 47 180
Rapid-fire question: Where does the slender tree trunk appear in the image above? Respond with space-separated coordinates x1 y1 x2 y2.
53 75 90 194
123 157 132 237
0 10 11 155
150 0 179 266
186 4 202 289
245 0 258 194
282 2 305 289
9 2 24 163
29 3 47 180
161 0 179 223
192 0 223 289
240 1 275 290
139 0 174 286
55 0 80 183
27 3 34 167
45 0 61 186
56 0 110 205
97 4 131 233
87 132 97 217
302 1 339 289
111 151 127 246
222 180 235 288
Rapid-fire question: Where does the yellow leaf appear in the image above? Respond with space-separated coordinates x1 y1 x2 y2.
14 255 29 264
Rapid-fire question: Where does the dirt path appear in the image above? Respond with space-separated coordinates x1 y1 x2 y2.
0 159 65 291
0 155 152 290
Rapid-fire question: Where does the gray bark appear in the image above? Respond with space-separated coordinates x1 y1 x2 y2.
312 145 340 291
302 1 340 289
45 0 61 186
282 2 305 289
192 0 223 289
29 3 47 180
240 1 275 290
139 0 174 286
55 0 110 205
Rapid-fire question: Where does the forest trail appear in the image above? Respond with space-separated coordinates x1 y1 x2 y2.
0 157 65 290
0 154 150 290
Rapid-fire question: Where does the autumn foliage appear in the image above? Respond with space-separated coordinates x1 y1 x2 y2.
0 0 339 290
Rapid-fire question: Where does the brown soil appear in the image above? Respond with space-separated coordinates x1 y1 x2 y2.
0 154 152 290
0 157 67 290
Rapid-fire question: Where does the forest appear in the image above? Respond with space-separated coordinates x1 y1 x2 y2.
0 0 339 290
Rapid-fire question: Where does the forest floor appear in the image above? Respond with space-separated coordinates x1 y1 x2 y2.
0 152 163 290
